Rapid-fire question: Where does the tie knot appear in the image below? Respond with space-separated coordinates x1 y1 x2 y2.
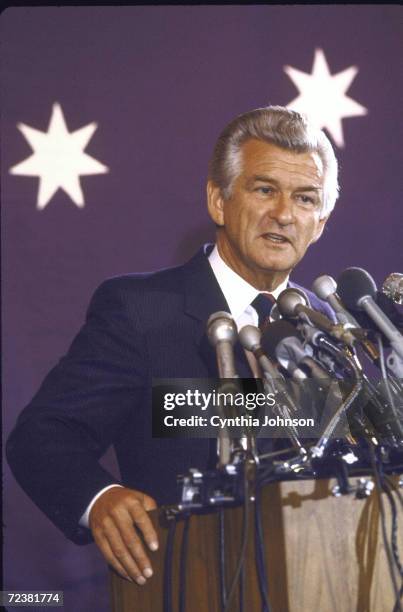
251 293 276 330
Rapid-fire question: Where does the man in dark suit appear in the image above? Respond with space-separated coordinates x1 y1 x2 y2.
7 106 338 586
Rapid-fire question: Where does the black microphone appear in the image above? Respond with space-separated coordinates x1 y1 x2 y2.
260 320 332 383
260 320 303 378
337 268 403 360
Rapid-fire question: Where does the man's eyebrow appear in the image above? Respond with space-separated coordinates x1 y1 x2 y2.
245 174 279 188
248 175 321 192
250 174 278 184
294 185 322 192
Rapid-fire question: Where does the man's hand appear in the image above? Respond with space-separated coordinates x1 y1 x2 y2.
89 486 158 585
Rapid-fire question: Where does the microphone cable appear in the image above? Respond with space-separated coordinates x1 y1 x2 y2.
179 514 191 612
384 475 403 612
163 518 177 612
219 508 227 611
383 480 403 612
239 562 245 612
384 478 403 612
385 476 403 510
369 445 403 612
254 485 271 612
223 467 250 612
376 334 403 439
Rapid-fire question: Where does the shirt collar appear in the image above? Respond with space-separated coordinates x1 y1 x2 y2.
208 245 289 320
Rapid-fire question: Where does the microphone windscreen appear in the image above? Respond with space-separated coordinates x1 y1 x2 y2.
311 274 337 301
260 320 299 360
238 325 261 352
337 267 377 310
207 311 237 346
277 287 309 318
382 272 403 305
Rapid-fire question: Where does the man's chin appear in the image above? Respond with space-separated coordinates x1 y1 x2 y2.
255 255 296 275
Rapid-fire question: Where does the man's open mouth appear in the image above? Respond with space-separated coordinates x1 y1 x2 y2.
262 232 291 244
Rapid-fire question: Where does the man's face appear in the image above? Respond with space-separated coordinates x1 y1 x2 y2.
207 139 328 289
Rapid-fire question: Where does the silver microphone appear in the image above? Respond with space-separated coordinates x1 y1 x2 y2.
207 311 238 378
238 325 278 379
382 272 403 305
207 312 240 466
312 274 382 366
277 288 356 346
239 324 304 449
312 274 359 326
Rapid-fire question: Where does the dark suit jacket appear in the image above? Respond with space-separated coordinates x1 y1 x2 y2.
7 245 335 544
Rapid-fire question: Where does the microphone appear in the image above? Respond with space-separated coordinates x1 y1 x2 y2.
277 288 356 346
261 320 370 452
260 320 332 383
207 311 240 466
238 325 278 379
312 274 383 366
239 324 304 450
260 320 304 379
277 288 331 327
382 272 403 305
207 311 239 378
376 291 403 333
337 268 403 360
312 274 360 327
269 302 282 322
307 323 403 442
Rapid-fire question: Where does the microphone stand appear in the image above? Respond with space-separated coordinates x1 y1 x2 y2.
310 336 364 458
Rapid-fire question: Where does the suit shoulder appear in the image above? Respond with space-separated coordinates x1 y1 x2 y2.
86 262 190 325
93 261 187 298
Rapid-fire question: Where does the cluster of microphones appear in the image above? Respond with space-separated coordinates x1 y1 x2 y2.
207 269 403 460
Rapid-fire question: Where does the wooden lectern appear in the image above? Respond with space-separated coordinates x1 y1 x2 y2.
110 478 402 612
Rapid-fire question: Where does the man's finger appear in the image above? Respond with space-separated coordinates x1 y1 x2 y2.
127 497 159 552
93 530 133 583
101 519 146 585
113 507 154 577
141 492 158 512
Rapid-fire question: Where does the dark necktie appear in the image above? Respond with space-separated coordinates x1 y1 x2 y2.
251 292 276 331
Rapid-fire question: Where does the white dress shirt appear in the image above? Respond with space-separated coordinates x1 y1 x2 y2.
208 244 288 330
80 245 289 527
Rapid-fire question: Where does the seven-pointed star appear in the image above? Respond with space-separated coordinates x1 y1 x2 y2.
284 48 368 147
10 103 109 209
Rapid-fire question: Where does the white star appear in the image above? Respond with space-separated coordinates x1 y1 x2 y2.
10 103 109 209
284 49 368 147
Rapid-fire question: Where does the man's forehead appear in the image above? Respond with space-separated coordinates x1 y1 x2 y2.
240 138 324 183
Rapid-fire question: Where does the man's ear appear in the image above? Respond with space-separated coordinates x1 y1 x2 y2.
207 181 225 226
311 215 329 244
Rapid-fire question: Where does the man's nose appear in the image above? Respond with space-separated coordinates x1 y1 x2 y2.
267 193 294 225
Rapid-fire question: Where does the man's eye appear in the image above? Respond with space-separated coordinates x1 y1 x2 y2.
255 186 274 195
296 194 315 205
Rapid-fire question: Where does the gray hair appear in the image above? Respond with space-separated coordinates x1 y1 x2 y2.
208 105 339 219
